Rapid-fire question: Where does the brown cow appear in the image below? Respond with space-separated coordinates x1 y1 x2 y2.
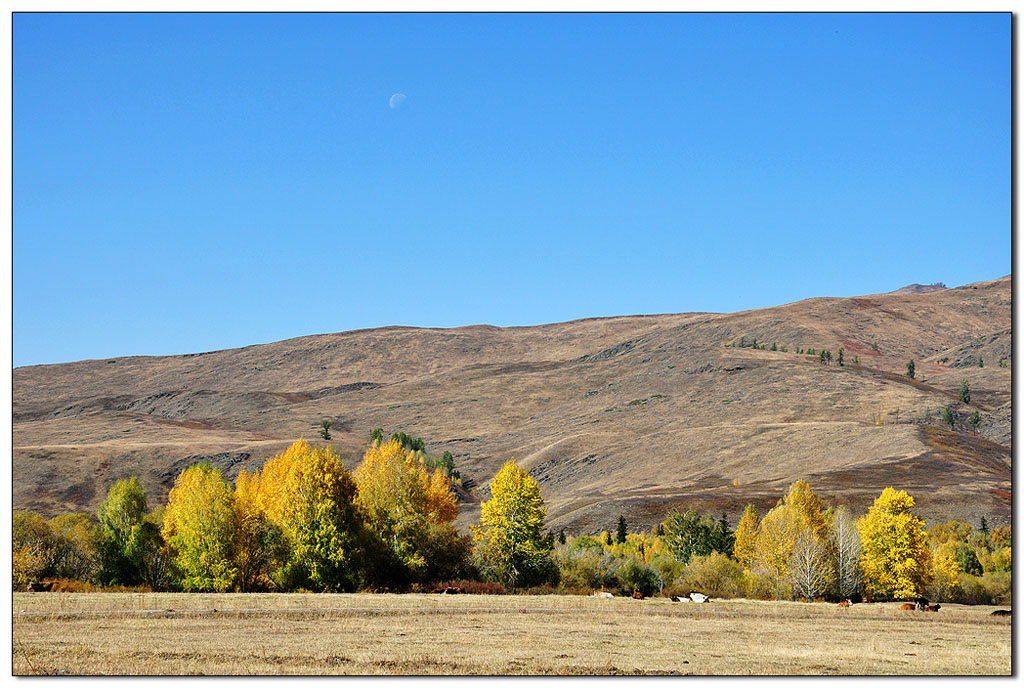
898 603 916 611
632 590 645 600
923 604 940 612
837 600 851 608
27 581 53 592
991 610 1011 617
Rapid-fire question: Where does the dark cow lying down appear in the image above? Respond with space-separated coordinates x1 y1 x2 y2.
991 609 1011 617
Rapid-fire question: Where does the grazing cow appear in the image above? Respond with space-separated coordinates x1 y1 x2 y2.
898 603 916 611
837 600 851 608
923 604 940 612
593 591 614 599
991 610 1011 617
632 590 646 600
690 592 709 603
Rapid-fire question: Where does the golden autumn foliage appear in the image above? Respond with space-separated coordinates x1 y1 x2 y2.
248 438 363 591
425 469 459 524
857 487 932 599
162 463 237 592
927 545 962 601
733 504 760 573
472 460 552 588
354 439 462 584
232 467 286 591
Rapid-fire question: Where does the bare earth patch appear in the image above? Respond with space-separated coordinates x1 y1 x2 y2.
12 593 1010 675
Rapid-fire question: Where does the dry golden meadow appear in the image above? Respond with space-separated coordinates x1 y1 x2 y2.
12 592 1011 675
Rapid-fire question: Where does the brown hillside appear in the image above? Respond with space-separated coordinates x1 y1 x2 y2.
13 276 1011 532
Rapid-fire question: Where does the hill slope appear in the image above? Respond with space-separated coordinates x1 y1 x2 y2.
14 276 1011 532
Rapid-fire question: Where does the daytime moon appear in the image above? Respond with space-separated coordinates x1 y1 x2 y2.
389 93 406 109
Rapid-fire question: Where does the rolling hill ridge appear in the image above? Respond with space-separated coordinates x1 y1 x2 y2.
14 276 1011 533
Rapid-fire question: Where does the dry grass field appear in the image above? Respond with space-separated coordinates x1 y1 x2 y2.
12 592 1011 675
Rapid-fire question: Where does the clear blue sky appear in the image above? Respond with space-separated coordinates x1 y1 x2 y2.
14 13 1010 368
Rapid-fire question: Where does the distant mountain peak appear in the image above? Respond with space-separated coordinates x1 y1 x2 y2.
891 282 947 294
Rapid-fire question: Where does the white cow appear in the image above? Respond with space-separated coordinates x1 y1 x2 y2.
690 592 710 603
593 591 614 599
670 596 691 603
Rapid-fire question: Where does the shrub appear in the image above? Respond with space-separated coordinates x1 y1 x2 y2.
678 552 745 598
553 547 618 591
613 556 660 597
46 578 95 593
743 570 791 600
954 572 1011 605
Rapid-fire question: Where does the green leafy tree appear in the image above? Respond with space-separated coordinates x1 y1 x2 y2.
664 510 714 564
837 348 844 366
96 477 155 586
955 543 982 576
370 427 385 446
472 460 552 588
907 360 915 379
942 405 957 430
959 380 971 405
711 513 735 555
968 411 981 433
771 342 777 351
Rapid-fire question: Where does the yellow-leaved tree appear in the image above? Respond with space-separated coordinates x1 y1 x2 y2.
233 467 288 591
858 487 932 599
750 480 833 600
472 460 553 589
251 438 363 591
354 439 465 586
733 504 760 574
162 463 237 592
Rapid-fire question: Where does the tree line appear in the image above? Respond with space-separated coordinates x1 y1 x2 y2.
13 438 549 592
13 447 1010 603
